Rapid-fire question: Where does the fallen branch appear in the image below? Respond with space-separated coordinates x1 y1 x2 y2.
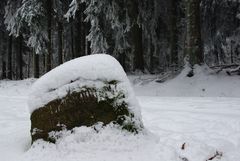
210 64 240 74
206 151 223 161
226 66 240 76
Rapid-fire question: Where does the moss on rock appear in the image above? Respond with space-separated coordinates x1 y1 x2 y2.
31 81 141 143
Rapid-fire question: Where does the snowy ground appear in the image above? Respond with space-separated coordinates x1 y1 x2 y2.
0 68 240 161
131 65 240 97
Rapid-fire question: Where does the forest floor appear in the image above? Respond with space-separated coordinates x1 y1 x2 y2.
0 66 240 161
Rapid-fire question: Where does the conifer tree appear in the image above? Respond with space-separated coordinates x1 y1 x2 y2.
185 0 203 66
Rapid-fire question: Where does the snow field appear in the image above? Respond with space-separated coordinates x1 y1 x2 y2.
0 66 240 161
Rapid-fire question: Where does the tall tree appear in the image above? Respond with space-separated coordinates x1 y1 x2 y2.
46 0 53 72
185 0 203 66
33 49 39 78
7 35 12 79
128 0 144 72
55 0 64 65
170 0 179 67
4 0 47 78
57 21 63 64
16 35 23 79
0 0 7 79
4 0 20 79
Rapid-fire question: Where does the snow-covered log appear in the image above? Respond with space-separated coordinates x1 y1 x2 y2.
29 54 143 143
226 66 240 75
210 64 240 75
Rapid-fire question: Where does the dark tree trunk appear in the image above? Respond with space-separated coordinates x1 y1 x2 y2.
70 18 75 59
42 53 45 73
27 50 31 78
33 52 40 78
17 35 23 80
128 0 144 72
57 21 63 65
81 4 87 57
0 31 6 79
149 39 155 73
118 53 126 72
46 0 52 72
86 40 91 55
230 41 234 64
81 23 86 57
2 61 6 79
170 0 179 67
75 11 82 58
74 4 87 58
185 0 203 66
7 35 12 80
132 24 144 72
86 21 91 55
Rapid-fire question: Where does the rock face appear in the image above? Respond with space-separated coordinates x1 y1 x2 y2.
29 54 143 143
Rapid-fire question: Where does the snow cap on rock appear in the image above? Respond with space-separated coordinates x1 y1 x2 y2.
28 54 141 120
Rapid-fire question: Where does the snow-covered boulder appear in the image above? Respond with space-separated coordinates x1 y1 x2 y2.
29 54 143 143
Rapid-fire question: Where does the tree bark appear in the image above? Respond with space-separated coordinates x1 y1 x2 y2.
27 50 31 78
0 31 6 79
16 35 23 80
2 61 6 79
128 0 144 72
185 0 203 66
7 35 12 80
57 21 63 65
170 0 179 67
42 53 45 74
86 21 91 55
46 0 52 72
81 4 87 57
75 10 82 58
70 18 75 59
33 51 40 78
132 24 144 72
149 37 155 73
118 53 126 72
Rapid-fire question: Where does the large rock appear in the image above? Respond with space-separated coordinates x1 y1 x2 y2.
29 54 143 143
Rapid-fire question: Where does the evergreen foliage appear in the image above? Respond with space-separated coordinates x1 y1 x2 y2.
0 0 240 79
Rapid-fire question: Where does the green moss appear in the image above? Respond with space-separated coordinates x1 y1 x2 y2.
31 80 142 143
